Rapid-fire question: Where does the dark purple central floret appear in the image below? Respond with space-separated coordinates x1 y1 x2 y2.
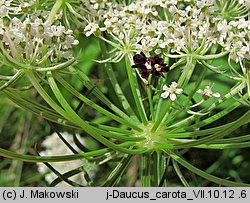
132 52 169 79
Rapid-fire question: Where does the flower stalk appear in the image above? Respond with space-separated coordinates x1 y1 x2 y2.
48 0 65 23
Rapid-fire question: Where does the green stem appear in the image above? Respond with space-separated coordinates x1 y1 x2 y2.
201 60 241 81
155 57 197 132
5 89 77 129
154 98 163 121
151 100 171 133
177 57 196 87
162 63 205 126
0 142 134 163
156 151 165 186
46 71 147 154
103 155 132 186
167 92 243 132
207 84 245 111
165 149 250 186
141 153 151 186
147 76 155 121
151 152 158 186
151 151 164 186
125 55 148 125
91 127 144 142
194 141 250 149
212 134 250 144
184 100 242 131
172 159 190 187
161 121 238 138
165 135 250 148
48 0 65 23
0 70 24 91
99 40 138 121
36 59 75 72
173 111 250 149
187 66 207 100
68 67 142 131
27 71 145 154
195 51 229 60
55 74 142 131
27 72 72 121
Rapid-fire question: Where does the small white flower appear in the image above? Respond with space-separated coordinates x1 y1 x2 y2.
84 22 99 37
161 82 183 101
51 25 66 36
197 85 220 100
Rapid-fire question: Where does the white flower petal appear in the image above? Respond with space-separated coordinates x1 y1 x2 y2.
176 88 183 94
161 91 169 99
170 93 177 101
212 92 221 98
171 81 178 88
72 40 79 45
205 85 211 90
197 89 204 94
162 85 168 91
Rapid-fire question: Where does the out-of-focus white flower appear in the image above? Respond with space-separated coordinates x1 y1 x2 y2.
197 85 220 100
239 0 244 3
245 0 250 9
37 132 98 187
161 82 183 101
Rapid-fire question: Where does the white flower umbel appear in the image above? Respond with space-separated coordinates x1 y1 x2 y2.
0 16 79 67
79 0 250 64
37 132 98 187
161 81 183 101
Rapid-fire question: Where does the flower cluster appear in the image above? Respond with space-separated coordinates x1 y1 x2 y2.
132 52 169 79
80 0 250 63
0 16 79 67
37 132 98 186
217 19 250 62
